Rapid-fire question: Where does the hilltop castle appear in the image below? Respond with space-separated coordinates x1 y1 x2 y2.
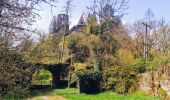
49 5 121 34
49 14 85 34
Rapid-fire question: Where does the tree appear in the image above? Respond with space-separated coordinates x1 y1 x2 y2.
0 0 57 36
87 0 128 32
0 0 58 98
88 0 128 20
86 35 104 71
102 49 144 94
152 18 170 53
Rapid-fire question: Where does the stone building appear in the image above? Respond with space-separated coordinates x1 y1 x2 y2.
49 14 69 33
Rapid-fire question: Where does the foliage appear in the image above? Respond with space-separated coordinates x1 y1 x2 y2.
70 63 93 85
0 0 57 34
84 13 99 35
66 34 90 63
0 0 57 97
66 35 78 50
147 52 170 71
32 70 52 85
77 69 102 93
23 34 62 64
102 49 145 94
0 49 32 97
86 35 104 70
157 87 170 100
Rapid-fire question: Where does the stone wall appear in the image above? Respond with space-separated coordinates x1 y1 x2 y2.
139 64 170 96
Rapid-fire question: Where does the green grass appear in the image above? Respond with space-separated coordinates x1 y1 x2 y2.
4 88 160 100
53 88 160 100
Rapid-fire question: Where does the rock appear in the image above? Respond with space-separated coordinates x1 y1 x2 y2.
139 71 170 96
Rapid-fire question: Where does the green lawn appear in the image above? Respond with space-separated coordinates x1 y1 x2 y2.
53 88 160 100
4 88 160 100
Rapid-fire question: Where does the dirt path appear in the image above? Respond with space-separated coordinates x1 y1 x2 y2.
40 95 66 100
27 94 67 100
27 90 67 100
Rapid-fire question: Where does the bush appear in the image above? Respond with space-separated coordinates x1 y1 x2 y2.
102 49 144 94
77 70 102 94
157 87 170 100
147 52 170 71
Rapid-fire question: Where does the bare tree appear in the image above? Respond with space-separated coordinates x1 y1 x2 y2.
152 18 170 52
87 0 128 35
87 0 128 21
0 0 57 33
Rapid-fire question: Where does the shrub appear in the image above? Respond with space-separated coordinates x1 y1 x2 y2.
157 87 170 100
102 49 144 94
77 69 102 94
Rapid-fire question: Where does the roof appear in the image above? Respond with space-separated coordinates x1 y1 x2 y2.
77 14 85 26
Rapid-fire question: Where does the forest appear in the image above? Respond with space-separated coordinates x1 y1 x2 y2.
0 0 169 100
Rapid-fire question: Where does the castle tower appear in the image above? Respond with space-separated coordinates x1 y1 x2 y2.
49 14 69 33
56 14 69 32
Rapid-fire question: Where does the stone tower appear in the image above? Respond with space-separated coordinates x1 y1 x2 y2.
49 14 69 33
56 14 69 32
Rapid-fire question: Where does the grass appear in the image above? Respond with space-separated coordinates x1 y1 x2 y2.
53 88 160 100
4 88 160 100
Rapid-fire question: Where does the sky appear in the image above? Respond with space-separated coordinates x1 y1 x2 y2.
33 0 170 33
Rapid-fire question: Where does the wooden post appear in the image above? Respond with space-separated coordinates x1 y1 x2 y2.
142 22 155 95
142 22 149 61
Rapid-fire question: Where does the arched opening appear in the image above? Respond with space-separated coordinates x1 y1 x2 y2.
31 69 52 86
30 64 69 89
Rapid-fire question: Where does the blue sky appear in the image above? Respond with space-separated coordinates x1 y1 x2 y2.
34 0 170 32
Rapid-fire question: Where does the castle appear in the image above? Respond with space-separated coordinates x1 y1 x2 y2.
49 14 85 34
49 5 121 34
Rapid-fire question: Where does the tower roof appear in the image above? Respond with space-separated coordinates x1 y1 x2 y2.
77 14 85 26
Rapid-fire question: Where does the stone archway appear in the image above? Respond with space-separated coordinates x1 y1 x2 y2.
31 63 69 88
